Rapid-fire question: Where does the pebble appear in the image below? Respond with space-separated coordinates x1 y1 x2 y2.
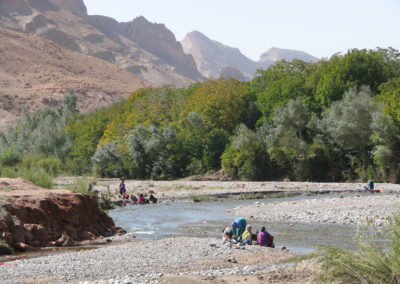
0 237 291 283
231 194 400 226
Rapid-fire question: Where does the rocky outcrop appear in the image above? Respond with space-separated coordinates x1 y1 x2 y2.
181 31 260 79
259 47 318 69
48 0 88 18
121 17 204 81
0 179 125 253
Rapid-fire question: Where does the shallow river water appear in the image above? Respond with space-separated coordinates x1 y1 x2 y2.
109 194 362 254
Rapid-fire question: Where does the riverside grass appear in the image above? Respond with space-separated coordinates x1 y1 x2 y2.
0 166 53 188
314 215 400 284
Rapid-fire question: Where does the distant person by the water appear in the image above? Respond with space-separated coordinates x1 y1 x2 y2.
119 179 126 196
149 194 157 203
231 217 247 239
137 193 149 204
364 180 374 192
222 227 233 243
257 226 274 247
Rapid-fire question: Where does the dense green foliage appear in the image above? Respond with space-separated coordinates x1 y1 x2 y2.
315 215 400 283
2 48 400 182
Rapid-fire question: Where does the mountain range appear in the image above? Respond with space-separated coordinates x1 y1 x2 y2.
181 31 318 80
0 0 318 128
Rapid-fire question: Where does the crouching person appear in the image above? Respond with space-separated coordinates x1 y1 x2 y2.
257 226 274 248
241 225 253 245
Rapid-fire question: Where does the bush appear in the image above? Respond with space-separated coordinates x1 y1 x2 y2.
314 214 400 283
22 154 63 176
96 193 115 211
0 146 21 167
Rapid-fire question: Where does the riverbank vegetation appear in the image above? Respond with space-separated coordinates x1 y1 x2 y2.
315 214 400 283
1 48 400 183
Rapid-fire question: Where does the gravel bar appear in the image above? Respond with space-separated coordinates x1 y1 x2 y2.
0 237 292 284
229 194 400 226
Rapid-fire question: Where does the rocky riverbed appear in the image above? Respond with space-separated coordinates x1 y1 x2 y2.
4 178 400 283
54 177 400 201
0 237 306 284
229 193 400 226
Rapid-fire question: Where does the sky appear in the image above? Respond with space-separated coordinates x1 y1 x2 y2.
83 0 400 61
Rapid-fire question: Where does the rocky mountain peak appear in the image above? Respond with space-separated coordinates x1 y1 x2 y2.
181 30 259 79
47 0 88 18
121 17 204 81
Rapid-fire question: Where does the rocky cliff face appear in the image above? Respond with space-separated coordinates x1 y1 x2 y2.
0 178 125 253
259 47 318 68
121 17 204 81
48 0 88 18
181 31 259 79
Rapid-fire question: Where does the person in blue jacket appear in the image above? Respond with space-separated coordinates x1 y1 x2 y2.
364 180 374 191
231 217 247 239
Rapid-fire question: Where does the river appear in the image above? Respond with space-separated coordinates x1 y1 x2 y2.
109 194 362 254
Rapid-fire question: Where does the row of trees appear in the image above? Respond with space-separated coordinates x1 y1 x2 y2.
1 48 400 182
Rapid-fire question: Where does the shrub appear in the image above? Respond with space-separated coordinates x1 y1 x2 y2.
0 146 21 167
96 193 115 211
22 154 63 176
314 214 400 283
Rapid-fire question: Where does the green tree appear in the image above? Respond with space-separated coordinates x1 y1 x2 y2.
319 86 377 176
222 124 271 180
181 78 249 133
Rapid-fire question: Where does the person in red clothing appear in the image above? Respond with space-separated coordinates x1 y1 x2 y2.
257 226 274 247
137 193 149 204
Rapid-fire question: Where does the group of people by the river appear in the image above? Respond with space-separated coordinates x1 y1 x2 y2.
119 179 157 204
222 217 274 247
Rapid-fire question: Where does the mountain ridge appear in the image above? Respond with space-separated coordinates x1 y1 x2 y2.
181 30 319 80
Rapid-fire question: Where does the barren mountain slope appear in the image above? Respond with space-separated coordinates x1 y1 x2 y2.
0 0 202 86
0 27 150 129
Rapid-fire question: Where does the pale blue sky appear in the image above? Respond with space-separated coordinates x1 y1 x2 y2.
83 0 400 61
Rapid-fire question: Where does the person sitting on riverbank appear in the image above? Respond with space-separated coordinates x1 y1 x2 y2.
149 194 157 203
222 227 233 243
364 179 374 192
137 194 149 204
241 225 253 245
232 217 247 239
257 226 274 248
